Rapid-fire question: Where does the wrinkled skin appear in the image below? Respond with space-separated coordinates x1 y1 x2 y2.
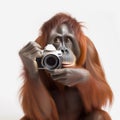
19 41 42 80
50 68 90 87
47 24 90 87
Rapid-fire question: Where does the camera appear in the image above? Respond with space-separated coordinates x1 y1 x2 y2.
36 44 63 70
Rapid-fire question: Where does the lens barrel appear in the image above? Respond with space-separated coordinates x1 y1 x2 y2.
42 54 60 70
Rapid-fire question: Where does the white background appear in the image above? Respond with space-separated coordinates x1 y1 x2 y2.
0 0 120 120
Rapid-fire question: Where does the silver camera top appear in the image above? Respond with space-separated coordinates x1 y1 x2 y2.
42 44 62 56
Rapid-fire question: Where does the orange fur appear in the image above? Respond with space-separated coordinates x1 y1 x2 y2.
20 13 113 120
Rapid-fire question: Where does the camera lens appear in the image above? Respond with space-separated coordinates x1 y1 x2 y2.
46 56 56 66
43 54 59 70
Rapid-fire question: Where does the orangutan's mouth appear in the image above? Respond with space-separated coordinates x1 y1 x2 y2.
62 62 75 67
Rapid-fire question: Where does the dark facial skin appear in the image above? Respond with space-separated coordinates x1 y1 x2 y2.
48 24 80 67
46 23 90 88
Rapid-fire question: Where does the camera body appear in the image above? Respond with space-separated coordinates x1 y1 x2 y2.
36 44 63 70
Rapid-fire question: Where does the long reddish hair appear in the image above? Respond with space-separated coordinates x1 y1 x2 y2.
36 13 113 111
20 13 113 120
